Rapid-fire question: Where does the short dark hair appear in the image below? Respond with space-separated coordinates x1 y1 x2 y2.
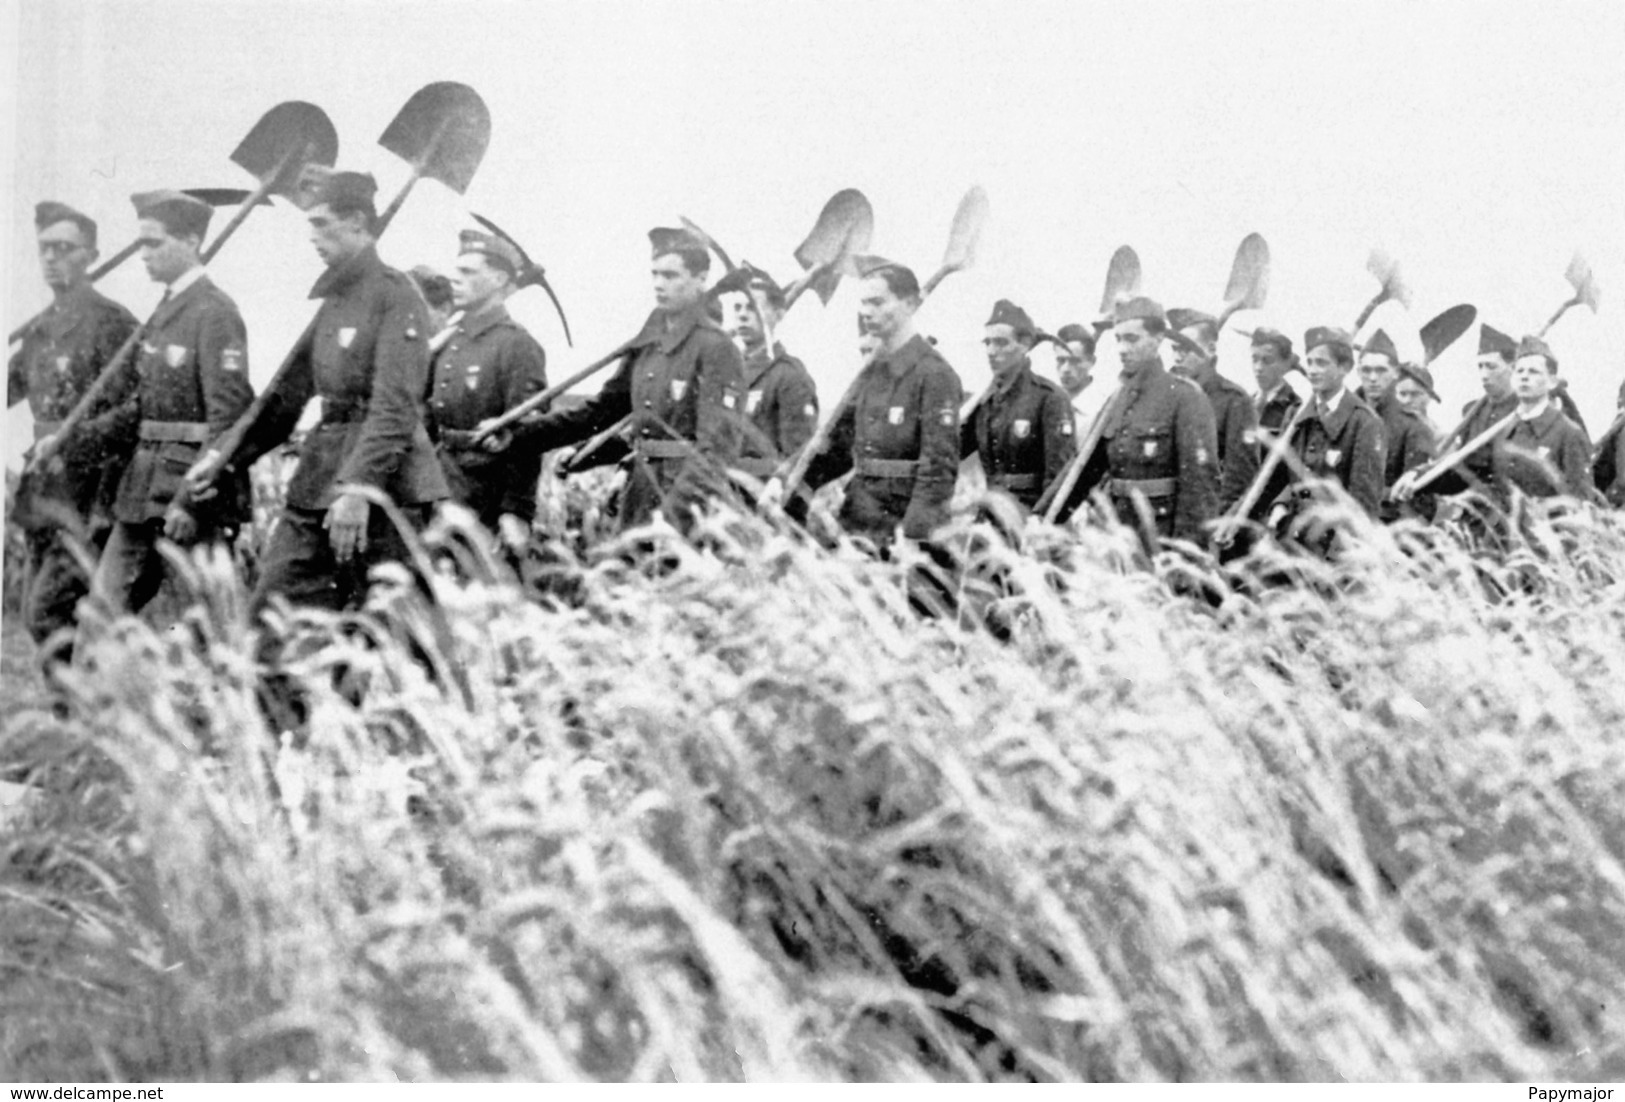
867 264 921 302
1055 324 1096 357
660 247 710 277
1133 315 1168 339
1325 343 1354 369
1183 319 1218 351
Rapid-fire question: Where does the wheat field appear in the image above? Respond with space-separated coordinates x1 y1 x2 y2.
4 486 1625 1082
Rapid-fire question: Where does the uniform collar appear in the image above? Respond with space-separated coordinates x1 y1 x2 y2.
743 341 789 386
38 283 99 338
309 243 382 300
655 302 709 353
1310 385 1360 434
992 357 1032 397
876 333 932 379
1119 356 1166 391
1517 397 1554 424
166 264 206 298
152 269 211 326
457 300 512 341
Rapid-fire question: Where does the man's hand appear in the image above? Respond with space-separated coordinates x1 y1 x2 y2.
184 448 226 502
496 512 531 554
759 476 786 510
1391 468 1420 502
28 432 65 476
473 417 513 454
163 505 198 543
324 490 370 562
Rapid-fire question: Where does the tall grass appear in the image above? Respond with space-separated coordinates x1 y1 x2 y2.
4 489 1625 1081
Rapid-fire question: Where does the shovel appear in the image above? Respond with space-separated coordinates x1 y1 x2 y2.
790 188 874 307
28 101 340 464
1351 248 1413 332
469 211 573 346
1089 245 1142 333
1536 252 1600 337
197 83 493 485
376 81 491 234
1215 233 1270 329
1419 303 1477 366
679 216 736 274
10 188 268 346
201 100 339 263
780 186 989 500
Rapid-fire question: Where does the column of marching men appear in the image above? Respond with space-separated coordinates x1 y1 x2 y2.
11 184 1624 685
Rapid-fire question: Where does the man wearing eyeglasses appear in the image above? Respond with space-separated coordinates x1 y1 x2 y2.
6 201 138 667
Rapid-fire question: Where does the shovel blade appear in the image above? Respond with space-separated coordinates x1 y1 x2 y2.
1099 245 1142 316
1223 233 1271 311
378 82 491 194
938 185 990 277
794 188 873 269
230 101 338 197
1566 252 1601 312
1419 303 1477 366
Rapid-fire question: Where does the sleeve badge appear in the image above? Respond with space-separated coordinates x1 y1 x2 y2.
802 403 817 418
1061 420 1073 436
221 347 244 373
1195 446 1210 465
1325 448 1342 467
746 390 763 414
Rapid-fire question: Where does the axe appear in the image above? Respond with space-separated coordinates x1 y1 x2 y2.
1536 252 1600 337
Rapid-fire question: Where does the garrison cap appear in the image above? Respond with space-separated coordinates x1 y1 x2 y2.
308 170 378 217
1516 334 1555 362
35 201 98 247
458 228 523 276
1250 327 1293 358
1166 307 1217 333
1113 295 1166 325
985 298 1036 336
1479 323 1516 360
1396 362 1441 402
712 262 786 306
1304 325 1354 357
131 189 212 239
1362 328 1399 363
648 226 707 259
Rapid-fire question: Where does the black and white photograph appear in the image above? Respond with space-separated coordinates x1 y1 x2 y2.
4 0 1625 1085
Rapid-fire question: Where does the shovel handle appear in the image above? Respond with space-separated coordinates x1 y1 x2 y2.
1214 397 1315 543
471 341 637 444
1351 290 1387 334
780 373 868 500
1536 295 1580 339
1407 410 1520 493
781 261 833 313
568 412 635 470
201 141 304 265
1041 385 1126 524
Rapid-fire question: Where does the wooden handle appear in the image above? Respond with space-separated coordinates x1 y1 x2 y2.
1408 410 1519 493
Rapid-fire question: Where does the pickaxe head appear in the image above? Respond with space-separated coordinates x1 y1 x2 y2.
678 216 735 273
469 211 573 347
1567 252 1601 313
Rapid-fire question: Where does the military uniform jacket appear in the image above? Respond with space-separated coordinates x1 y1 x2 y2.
1593 415 1625 507
82 273 254 526
1498 405 1593 500
1555 384 1589 444
1430 393 1519 495
7 285 138 518
959 360 1074 510
1069 362 1219 543
227 246 448 511
427 303 548 523
1197 366 1258 510
1263 387 1386 517
1371 389 1436 522
737 344 817 475
518 303 744 529
1256 383 1302 435
803 334 963 542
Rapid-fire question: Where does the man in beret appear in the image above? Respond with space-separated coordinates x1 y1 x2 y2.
1038 296 1219 544
795 258 963 547
959 299 1075 511
185 171 449 615
7 201 138 664
425 228 548 547
713 263 818 480
1396 334 1592 506
1168 309 1258 511
487 226 744 535
1257 326 1386 528
1393 362 1442 442
1354 329 1436 522
68 191 255 634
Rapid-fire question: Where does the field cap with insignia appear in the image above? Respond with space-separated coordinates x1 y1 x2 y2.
1363 328 1399 363
1516 334 1555 364
1479 323 1517 361
35 200 97 246
1166 307 1217 333
131 190 212 239
1113 295 1166 325
1304 325 1354 357
985 299 1036 337
712 263 787 308
458 228 523 277
1397 362 1441 402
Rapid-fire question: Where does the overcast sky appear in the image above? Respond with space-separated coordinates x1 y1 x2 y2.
5 0 1625 471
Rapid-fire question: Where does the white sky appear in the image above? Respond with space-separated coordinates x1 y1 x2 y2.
5 0 1625 472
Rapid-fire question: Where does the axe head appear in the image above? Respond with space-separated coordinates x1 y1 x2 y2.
378 82 491 195
230 100 339 198
469 211 573 346
1567 252 1601 312
1367 247 1414 310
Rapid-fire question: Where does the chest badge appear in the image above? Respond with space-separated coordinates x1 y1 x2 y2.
888 405 905 425
165 344 189 368
1538 445 1552 459
338 327 357 349
1242 428 1257 445
1012 419 1031 439
465 363 482 390
1325 448 1342 467
746 389 763 414
1143 440 1159 457
54 355 71 375
670 379 688 402
1061 420 1073 436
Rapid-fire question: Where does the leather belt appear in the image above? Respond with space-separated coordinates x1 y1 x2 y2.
138 420 211 443
989 472 1039 490
731 455 780 477
1110 476 1176 497
855 457 919 478
637 438 693 460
